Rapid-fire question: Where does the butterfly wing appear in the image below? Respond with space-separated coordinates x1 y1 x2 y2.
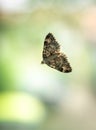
42 33 60 59
44 53 72 73
54 53 72 73
41 33 72 73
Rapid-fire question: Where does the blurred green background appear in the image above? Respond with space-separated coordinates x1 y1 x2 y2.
0 0 96 130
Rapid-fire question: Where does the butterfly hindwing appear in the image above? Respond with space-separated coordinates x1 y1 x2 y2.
41 33 72 73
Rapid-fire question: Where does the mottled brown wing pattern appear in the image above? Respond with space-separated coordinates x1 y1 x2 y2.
41 33 72 73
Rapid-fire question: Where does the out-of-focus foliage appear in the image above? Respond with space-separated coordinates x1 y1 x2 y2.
0 0 96 130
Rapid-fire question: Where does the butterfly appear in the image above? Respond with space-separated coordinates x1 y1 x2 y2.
41 33 72 73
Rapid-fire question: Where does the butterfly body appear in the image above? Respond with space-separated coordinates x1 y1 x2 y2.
41 33 72 73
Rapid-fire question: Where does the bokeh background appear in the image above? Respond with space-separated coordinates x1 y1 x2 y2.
0 0 96 130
